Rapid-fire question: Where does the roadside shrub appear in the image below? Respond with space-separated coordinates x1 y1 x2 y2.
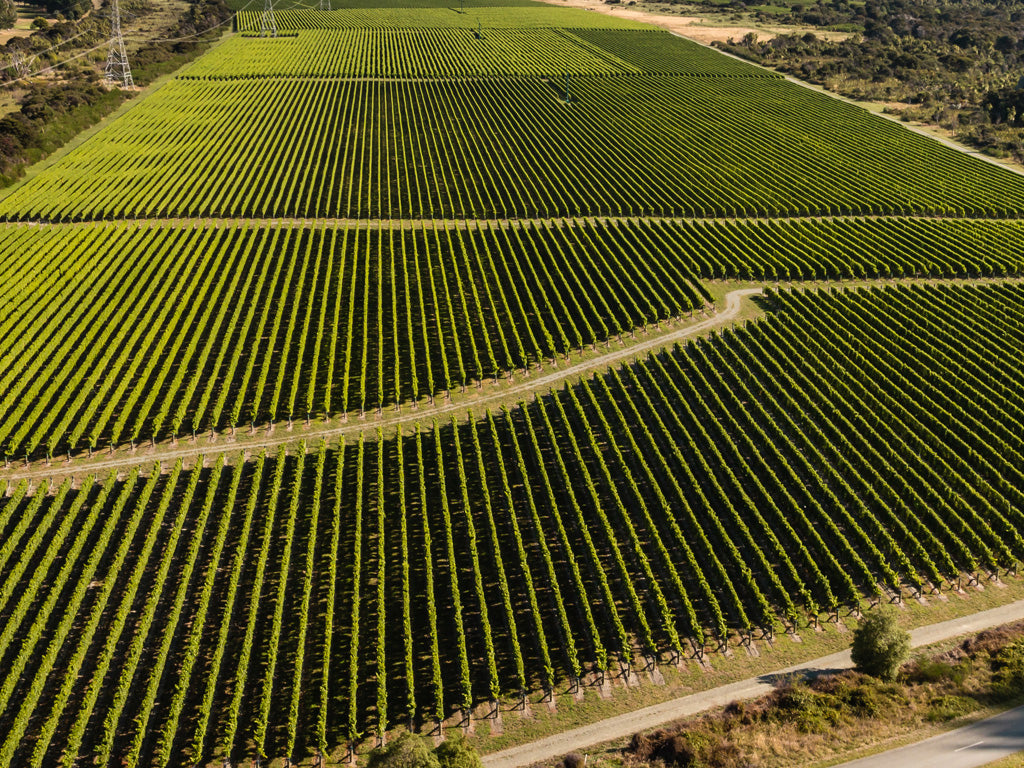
629 732 657 762
924 695 976 723
561 753 585 768
844 684 887 718
770 684 840 733
960 621 1024 658
660 734 700 766
367 732 440 768
436 734 483 768
991 640 1024 700
851 606 911 681
905 658 970 686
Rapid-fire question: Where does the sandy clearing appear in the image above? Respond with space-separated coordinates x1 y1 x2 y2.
540 0 849 44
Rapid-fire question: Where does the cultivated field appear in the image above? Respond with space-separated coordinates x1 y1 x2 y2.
1 26 1022 220
1 2 1024 766
4 283 1024 765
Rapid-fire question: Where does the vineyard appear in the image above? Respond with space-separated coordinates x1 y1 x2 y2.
232 7 651 29
3 216 1024 462
2 283 1024 765
2 1 1024 765
180 29 772 79
3 49 1024 219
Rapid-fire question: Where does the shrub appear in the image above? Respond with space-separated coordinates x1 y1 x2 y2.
367 732 440 768
844 684 886 718
851 606 911 681
924 695 976 723
0 0 15 29
991 640 1024 700
436 734 483 768
905 658 970 686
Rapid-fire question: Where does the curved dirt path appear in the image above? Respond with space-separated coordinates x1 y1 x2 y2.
0 288 762 483
481 600 1024 768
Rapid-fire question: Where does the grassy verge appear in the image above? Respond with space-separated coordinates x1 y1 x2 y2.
590 617 1024 768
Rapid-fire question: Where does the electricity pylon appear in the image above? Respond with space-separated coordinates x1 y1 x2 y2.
259 0 278 37
105 0 134 89
319 0 329 11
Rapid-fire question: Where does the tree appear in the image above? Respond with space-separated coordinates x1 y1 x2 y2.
851 605 911 681
367 732 440 768
435 734 483 768
0 0 17 30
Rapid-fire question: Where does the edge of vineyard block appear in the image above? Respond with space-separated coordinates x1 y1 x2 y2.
0 31 237 206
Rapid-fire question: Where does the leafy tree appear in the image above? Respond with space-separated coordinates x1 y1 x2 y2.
367 732 441 768
851 605 911 681
435 733 483 768
39 0 90 20
0 0 17 30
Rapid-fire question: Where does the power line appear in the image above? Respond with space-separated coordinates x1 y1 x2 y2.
3 41 107 87
2 0 255 88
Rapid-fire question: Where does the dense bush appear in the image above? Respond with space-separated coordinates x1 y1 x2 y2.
625 620 1024 768
851 606 912 681
992 640 1024 699
714 0 1024 160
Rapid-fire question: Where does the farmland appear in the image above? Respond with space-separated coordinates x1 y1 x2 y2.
2 0 1024 765
3 217 1024 462
3 283 1024 765
180 29 770 78
2 31 1024 219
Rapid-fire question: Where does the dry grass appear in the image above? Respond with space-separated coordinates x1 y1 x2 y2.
614 623 1024 768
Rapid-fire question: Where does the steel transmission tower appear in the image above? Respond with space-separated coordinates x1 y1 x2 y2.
259 0 278 38
105 0 134 89
319 0 329 11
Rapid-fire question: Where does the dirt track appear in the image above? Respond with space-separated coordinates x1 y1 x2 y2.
539 0 850 44
0 288 762 483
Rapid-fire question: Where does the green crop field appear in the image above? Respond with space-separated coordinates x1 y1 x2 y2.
2 1 1024 766
180 29 769 78
2 217 1022 462
227 0 545 11
2 30 1022 220
3 283 1024 766
233 6 651 28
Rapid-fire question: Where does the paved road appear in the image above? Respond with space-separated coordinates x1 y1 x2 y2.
834 706 1024 768
481 599 1024 768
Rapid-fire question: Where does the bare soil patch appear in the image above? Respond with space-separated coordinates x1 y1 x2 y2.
540 0 850 44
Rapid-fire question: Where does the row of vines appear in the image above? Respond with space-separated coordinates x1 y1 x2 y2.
3 75 1023 220
183 29 768 79
232 6 651 30
4 217 1024 461
2 282 1023 764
